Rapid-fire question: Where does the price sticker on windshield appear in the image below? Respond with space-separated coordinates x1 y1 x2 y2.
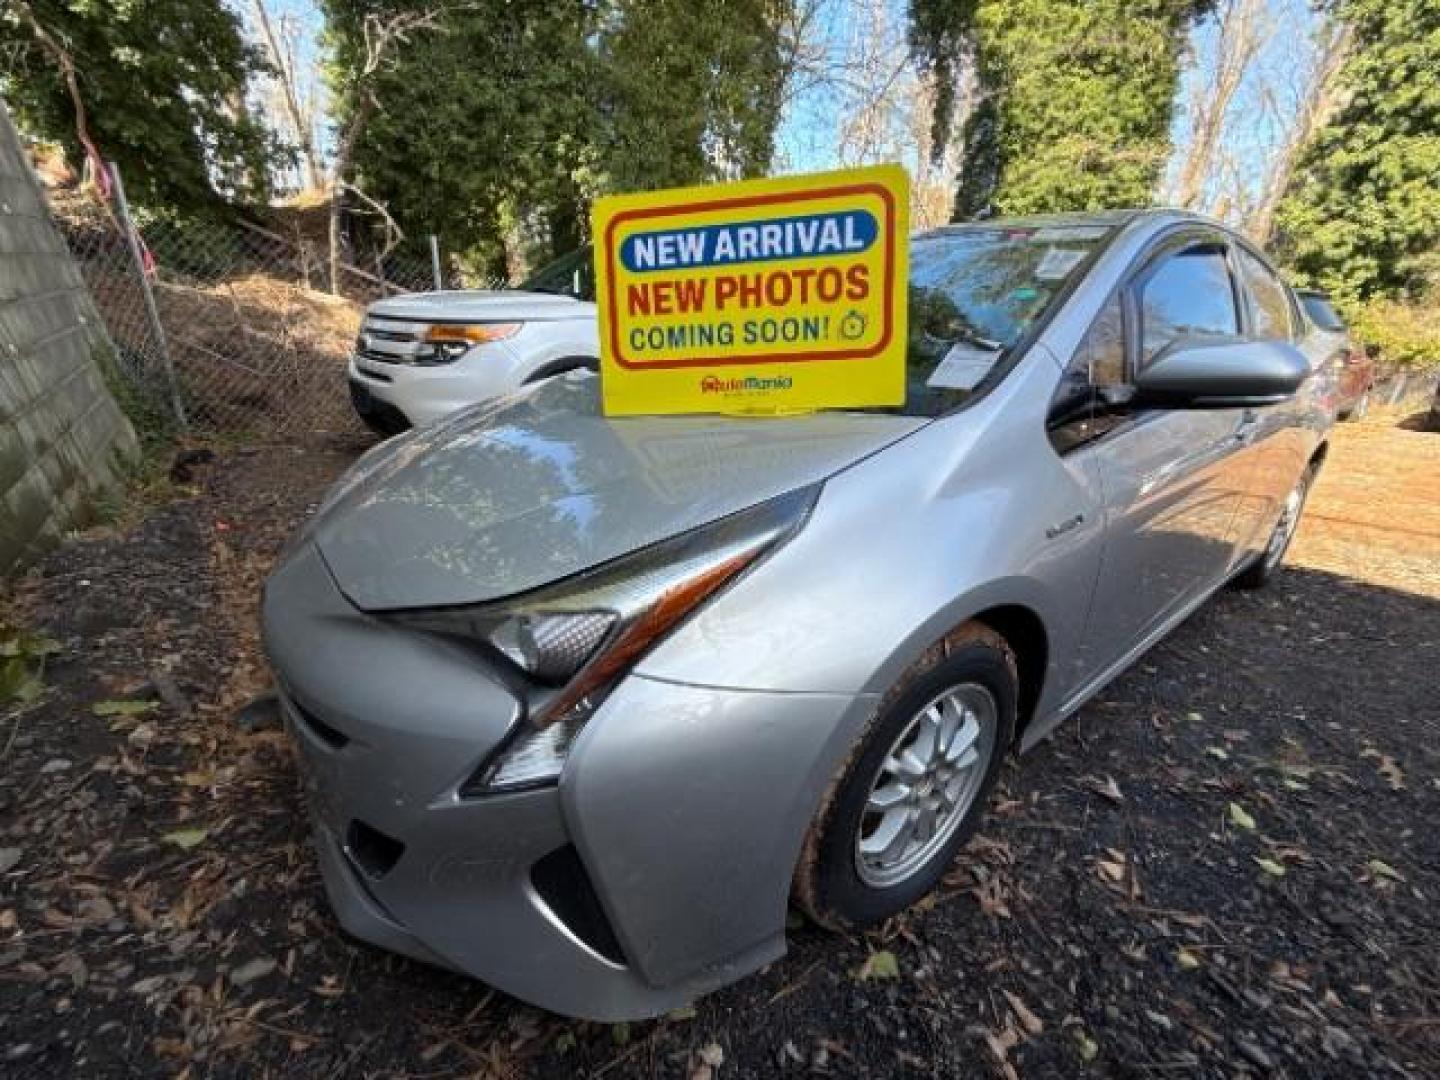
592 165 909 416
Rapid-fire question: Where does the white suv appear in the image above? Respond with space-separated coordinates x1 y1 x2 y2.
347 249 598 433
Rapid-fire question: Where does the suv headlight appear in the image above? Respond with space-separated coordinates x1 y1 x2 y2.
414 323 523 364
392 485 819 793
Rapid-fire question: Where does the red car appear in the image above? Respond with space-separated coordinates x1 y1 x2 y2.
1298 289 1375 420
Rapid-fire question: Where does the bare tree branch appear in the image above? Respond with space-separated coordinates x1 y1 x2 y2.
1247 16 1352 243
1170 0 1272 211
340 180 405 258
328 7 446 293
251 0 323 190
11 0 102 179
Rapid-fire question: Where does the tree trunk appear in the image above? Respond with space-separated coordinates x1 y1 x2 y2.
1247 21 1352 245
252 0 323 189
327 94 374 295
1171 0 1269 211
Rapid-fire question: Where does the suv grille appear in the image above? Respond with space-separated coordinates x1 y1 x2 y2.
355 316 428 365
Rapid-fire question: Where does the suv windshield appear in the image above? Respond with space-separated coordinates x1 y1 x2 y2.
897 224 1111 416
522 247 595 300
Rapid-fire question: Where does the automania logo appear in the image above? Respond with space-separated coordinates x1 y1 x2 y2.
699 375 794 393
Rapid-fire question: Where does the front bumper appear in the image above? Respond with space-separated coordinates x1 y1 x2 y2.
348 346 522 427
263 542 867 1019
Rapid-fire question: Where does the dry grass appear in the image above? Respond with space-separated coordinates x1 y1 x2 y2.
154 273 362 434
1291 407 1440 598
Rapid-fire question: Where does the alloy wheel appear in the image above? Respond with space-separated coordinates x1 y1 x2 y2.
1263 474 1310 570
854 683 997 888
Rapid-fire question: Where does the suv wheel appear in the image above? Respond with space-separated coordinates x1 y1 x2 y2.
794 625 1016 929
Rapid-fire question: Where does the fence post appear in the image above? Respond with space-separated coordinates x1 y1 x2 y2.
109 164 188 430
429 234 442 291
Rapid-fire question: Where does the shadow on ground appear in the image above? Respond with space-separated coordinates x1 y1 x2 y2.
0 439 1436 1078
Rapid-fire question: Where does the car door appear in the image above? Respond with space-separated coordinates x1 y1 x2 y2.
1051 232 1253 679
1228 245 1312 567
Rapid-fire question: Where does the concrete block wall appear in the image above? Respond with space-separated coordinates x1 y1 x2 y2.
0 99 138 574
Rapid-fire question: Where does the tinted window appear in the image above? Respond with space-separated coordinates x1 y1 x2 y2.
522 247 595 301
1139 245 1240 363
1299 293 1346 332
1055 293 1126 400
1237 248 1293 341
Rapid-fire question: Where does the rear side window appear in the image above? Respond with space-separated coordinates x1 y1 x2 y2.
1237 248 1294 341
1138 245 1240 363
1300 293 1346 332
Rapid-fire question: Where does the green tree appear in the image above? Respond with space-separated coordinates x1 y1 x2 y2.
911 0 1213 219
1273 0 1440 302
324 0 792 274
0 0 280 209
320 0 601 278
598 0 787 192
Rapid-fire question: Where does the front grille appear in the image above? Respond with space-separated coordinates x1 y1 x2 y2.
356 316 427 365
354 364 393 383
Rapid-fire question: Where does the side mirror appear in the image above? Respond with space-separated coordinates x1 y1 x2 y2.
1133 341 1310 408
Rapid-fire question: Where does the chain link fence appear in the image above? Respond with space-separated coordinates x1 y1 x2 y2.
51 178 467 439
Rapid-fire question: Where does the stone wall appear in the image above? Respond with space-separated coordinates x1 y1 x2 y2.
0 99 137 574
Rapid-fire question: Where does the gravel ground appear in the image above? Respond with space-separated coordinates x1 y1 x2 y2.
0 408 1436 1079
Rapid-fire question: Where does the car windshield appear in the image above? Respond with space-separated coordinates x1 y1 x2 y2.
521 225 1112 417
892 224 1113 417
521 247 595 300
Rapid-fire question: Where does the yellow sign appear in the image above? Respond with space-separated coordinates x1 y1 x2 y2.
593 165 909 416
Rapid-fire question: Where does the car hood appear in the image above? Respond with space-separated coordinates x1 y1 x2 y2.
366 289 594 324
313 376 924 611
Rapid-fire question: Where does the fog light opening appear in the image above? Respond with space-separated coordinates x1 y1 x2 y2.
530 845 627 967
346 819 406 879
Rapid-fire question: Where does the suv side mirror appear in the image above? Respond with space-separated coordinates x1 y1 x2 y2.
1133 341 1310 408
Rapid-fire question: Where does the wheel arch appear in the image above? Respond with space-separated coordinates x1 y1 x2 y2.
969 604 1049 742
522 354 598 384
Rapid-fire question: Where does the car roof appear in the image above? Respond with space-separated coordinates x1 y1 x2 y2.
916 207 1239 238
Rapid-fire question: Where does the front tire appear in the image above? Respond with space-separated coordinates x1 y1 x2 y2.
793 625 1017 930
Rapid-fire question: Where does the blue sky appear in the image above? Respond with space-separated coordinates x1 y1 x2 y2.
1163 0 1323 213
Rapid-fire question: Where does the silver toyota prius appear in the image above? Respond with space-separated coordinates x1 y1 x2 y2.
263 209 1331 1020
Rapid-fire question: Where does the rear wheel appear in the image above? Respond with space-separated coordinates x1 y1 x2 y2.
1234 464 1316 590
794 625 1017 930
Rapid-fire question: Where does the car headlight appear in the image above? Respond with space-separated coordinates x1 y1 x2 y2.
392 485 819 793
417 322 522 364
